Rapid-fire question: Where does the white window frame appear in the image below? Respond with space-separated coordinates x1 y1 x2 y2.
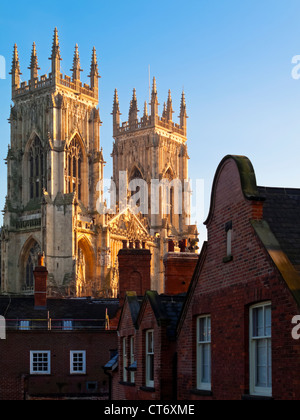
62 320 73 331
130 335 135 384
70 351 86 375
122 337 128 382
30 351 51 375
197 315 212 391
249 302 272 397
19 320 31 331
146 330 154 388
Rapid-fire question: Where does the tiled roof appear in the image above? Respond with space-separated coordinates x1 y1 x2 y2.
143 292 186 339
0 296 120 330
258 187 300 272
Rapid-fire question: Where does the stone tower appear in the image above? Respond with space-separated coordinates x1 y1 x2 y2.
111 78 198 292
1 29 105 296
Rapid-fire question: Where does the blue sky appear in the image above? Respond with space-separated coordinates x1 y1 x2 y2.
1 0 300 240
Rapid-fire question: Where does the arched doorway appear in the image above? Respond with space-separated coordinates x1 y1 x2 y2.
76 237 95 297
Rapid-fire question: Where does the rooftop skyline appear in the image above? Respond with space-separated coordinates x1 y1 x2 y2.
1 0 300 241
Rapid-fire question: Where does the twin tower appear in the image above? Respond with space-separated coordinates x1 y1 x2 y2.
0 28 198 298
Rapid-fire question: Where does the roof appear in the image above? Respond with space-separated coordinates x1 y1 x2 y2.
117 292 144 330
252 186 300 306
205 155 264 225
258 187 300 271
0 296 120 330
140 291 186 339
103 353 118 371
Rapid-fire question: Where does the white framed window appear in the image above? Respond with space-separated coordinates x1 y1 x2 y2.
70 351 86 374
19 320 31 331
30 351 51 375
146 330 154 388
130 336 135 383
197 315 211 391
249 302 272 397
122 337 128 382
62 320 73 331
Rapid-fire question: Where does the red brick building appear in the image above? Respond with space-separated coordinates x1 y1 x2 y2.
113 154 300 401
177 155 300 400
0 296 118 400
111 291 185 401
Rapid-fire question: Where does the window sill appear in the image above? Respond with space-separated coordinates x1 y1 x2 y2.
140 386 155 393
223 255 233 264
242 394 273 401
119 381 135 387
190 388 213 397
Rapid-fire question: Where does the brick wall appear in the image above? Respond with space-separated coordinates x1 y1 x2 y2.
114 297 177 401
118 249 151 305
0 330 117 400
164 252 198 295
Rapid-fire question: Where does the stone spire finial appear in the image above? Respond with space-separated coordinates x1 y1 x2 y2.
49 27 62 76
166 89 174 122
71 44 83 82
112 89 121 133
162 102 167 119
10 44 22 91
129 88 139 126
89 47 100 90
143 101 148 118
150 77 159 119
28 42 40 81
179 90 188 135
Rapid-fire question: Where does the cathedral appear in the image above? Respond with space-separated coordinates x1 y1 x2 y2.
0 29 198 298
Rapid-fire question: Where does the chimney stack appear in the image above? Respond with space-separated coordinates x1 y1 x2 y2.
34 253 48 310
163 252 198 295
118 247 151 306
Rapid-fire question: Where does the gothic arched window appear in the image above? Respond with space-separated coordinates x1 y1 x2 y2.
29 136 46 200
24 241 41 291
165 168 174 225
66 137 83 200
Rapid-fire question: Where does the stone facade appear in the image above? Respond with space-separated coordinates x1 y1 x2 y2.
0 29 198 297
112 82 198 292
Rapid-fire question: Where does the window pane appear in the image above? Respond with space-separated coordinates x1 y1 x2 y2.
253 307 264 338
265 306 271 337
199 318 206 342
199 316 211 343
201 343 211 384
148 354 154 382
256 339 267 387
147 331 154 353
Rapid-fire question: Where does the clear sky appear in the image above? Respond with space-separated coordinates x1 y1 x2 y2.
1 0 300 241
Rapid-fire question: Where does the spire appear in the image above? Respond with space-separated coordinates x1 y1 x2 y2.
71 44 82 82
113 89 120 114
129 88 139 127
49 27 62 76
10 44 22 91
28 42 40 81
162 102 167 119
143 101 148 118
112 89 121 134
150 77 159 120
166 89 174 122
179 90 188 136
89 47 100 90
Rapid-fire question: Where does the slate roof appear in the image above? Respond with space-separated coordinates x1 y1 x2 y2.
142 292 186 339
0 296 120 330
258 187 300 272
